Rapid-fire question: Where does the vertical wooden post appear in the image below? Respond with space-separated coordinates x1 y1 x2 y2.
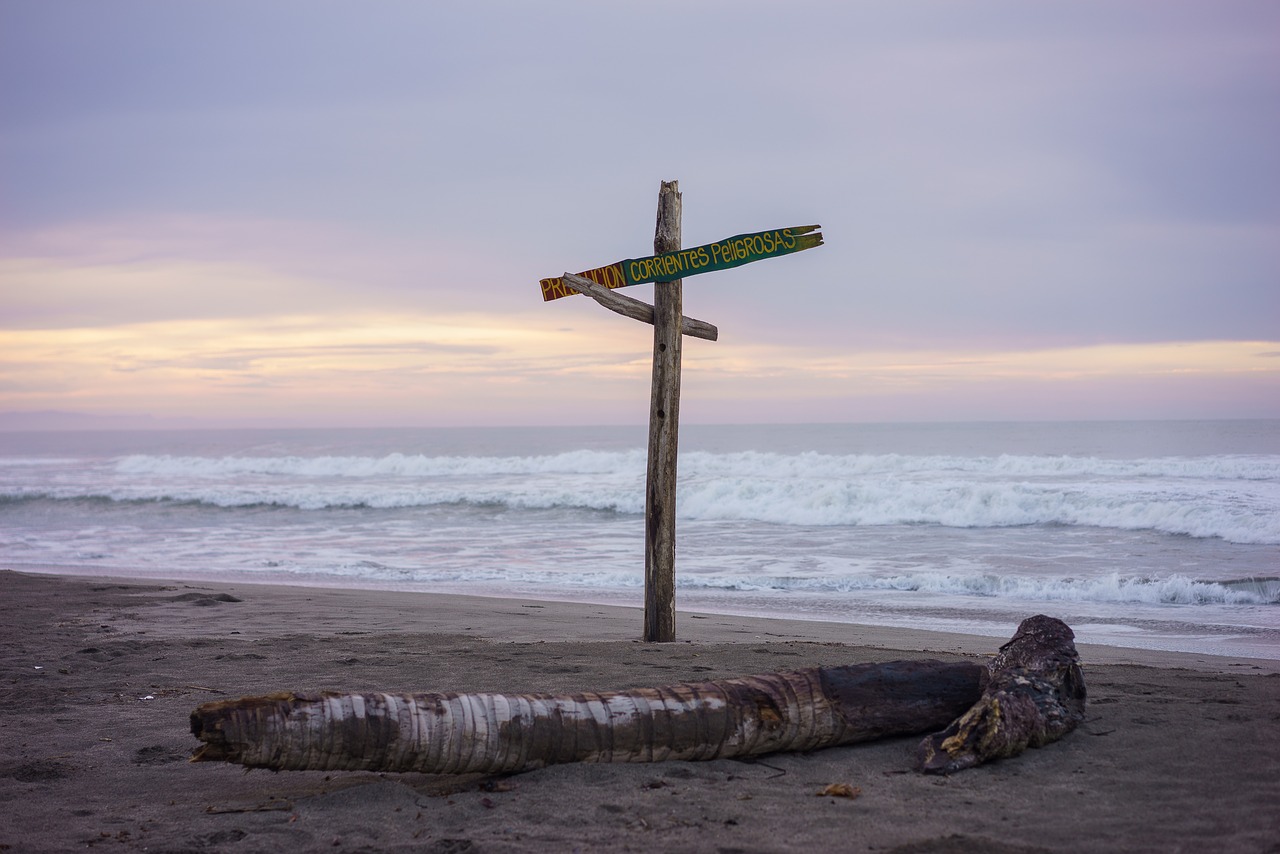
644 180 682 642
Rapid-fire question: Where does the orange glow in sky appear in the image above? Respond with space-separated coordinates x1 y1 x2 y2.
3 3 1277 428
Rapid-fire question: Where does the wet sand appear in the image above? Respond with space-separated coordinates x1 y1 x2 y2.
2 570 1277 853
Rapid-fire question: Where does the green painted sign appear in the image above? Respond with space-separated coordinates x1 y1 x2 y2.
622 224 822 286
541 224 822 301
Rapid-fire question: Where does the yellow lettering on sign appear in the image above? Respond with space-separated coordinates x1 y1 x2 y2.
547 225 819 295
540 263 627 301
540 278 570 300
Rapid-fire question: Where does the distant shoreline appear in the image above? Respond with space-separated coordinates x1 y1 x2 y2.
8 566 1277 673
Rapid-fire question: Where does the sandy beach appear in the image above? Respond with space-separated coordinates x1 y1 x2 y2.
1 569 1277 853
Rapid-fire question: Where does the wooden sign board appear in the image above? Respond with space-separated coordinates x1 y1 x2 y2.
540 224 823 301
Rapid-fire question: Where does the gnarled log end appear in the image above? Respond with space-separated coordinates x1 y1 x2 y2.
990 613 1082 676
916 615 1086 774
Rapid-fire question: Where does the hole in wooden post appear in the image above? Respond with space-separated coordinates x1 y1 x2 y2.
658 343 667 352
657 409 666 419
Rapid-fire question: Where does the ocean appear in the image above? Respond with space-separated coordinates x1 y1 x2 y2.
1 421 1277 659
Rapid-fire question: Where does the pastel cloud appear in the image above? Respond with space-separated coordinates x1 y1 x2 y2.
1 2 1277 427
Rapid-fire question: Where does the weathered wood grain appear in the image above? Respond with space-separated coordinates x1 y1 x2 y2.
558 272 718 341
190 660 987 774
644 180 683 643
916 615 1087 773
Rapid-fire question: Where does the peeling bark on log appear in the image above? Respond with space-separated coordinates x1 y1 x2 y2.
191 660 985 774
191 618 1089 776
916 615 1087 774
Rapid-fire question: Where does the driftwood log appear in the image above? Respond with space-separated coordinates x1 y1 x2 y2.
191 660 984 774
916 614 1087 773
191 615 1084 775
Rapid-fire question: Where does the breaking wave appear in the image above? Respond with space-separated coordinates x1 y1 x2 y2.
3 448 1275 544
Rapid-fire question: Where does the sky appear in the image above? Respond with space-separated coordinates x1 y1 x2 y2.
1 0 1278 429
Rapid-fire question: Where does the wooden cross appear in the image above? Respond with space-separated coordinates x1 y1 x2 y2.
540 180 823 641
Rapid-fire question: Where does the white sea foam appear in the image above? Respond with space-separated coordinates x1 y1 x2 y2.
5 422 1279 658
670 571 1280 605
217 559 1280 606
111 449 1280 481
0 447 1271 544
113 449 648 478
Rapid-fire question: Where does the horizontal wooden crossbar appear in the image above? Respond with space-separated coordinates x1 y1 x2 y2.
560 273 718 342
